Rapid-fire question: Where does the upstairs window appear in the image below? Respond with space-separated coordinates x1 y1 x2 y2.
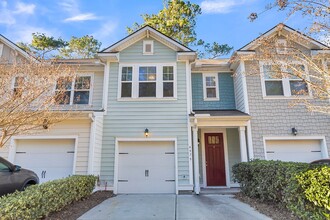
55 75 92 105
203 73 219 100
163 66 174 97
119 64 176 99
121 67 133 98
143 40 154 55
261 63 309 97
263 65 284 96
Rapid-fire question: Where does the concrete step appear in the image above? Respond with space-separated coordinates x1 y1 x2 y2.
200 187 240 195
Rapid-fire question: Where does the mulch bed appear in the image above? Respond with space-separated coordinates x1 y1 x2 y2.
235 193 298 220
44 191 113 220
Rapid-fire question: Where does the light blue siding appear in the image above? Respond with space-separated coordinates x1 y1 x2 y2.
101 37 190 186
192 73 236 110
120 39 177 62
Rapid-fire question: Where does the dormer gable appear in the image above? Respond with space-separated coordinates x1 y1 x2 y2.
238 23 330 52
97 25 196 62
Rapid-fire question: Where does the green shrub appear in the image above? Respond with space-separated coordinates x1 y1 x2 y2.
0 175 97 220
232 160 329 220
285 166 330 219
232 159 309 202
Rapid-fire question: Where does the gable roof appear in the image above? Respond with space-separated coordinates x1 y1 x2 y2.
238 23 330 51
99 25 194 53
0 34 35 60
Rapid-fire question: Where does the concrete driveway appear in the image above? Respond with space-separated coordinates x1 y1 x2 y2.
78 194 271 220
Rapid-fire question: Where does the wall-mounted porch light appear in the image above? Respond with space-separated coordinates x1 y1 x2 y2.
144 128 149 137
292 127 298 136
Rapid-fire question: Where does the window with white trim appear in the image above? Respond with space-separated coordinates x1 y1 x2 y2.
119 64 176 99
261 63 309 97
121 67 132 98
143 40 154 55
55 75 92 105
203 73 219 100
163 66 174 97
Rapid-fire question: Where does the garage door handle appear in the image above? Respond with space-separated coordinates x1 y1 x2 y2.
67 151 75 153
267 151 275 153
311 150 321 152
44 170 46 178
165 180 175 182
145 170 149 177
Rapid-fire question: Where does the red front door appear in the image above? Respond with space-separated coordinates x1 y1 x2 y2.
205 133 226 186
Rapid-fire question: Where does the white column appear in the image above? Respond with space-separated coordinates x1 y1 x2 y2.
239 126 248 162
87 113 96 174
192 124 200 194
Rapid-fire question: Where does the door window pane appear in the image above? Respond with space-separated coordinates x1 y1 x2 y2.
265 81 284 95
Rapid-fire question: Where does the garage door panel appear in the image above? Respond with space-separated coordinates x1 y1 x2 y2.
15 139 75 183
266 140 322 163
118 141 175 194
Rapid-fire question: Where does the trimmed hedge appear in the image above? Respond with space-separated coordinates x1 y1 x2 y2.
233 160 330 220
0 175 97 220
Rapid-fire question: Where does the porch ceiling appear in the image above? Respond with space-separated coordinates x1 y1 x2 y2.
190 110 251 127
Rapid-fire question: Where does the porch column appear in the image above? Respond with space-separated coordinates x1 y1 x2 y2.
192 123 200 195
239 126 248 162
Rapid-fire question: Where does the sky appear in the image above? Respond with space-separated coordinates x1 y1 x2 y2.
0 0 315 56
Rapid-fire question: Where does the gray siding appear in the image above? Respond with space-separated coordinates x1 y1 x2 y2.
101 38 189 187
245 61 330 158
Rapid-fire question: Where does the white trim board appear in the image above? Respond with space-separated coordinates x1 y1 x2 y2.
114 138 178 194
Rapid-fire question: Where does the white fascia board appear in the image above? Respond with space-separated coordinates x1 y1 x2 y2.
177 52 197 62
0 35 34 60
311 50 330 56
103 26 192 53
97 53 119 62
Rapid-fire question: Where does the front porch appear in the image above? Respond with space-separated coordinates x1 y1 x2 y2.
190 110 252 194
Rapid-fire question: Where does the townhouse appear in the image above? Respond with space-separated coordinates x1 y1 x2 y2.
0 24 329 195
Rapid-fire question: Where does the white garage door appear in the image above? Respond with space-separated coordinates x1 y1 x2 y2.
15 139 75 183
266 140 322 163
118 141 175 194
